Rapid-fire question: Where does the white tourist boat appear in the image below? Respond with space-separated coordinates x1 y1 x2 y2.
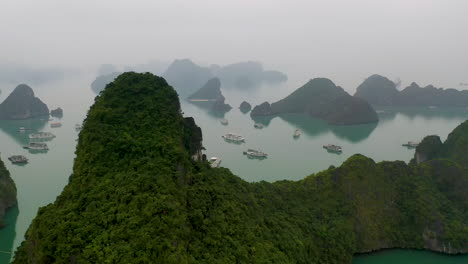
23 142 49 151
209 157 222 168
243 149 268 158
323 144 342 153
220 119 228 125
8 155 28 164
222 133 245 143
293 129 301 138
402 141 419 148
29 132 56 140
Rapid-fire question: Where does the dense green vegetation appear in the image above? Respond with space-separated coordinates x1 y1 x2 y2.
0 157 17 228
13 73 467 263
0 84 49 120
251 78 379 125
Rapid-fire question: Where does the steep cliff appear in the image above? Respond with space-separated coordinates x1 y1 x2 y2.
0 157 17 228
0 84 49 120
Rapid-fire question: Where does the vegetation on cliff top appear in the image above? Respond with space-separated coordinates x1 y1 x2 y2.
13 73 467 263
0 157 17 228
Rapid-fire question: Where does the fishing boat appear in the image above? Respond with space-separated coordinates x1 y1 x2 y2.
222 133 245 143
293 129 301 138
8 155 28 164
220 119 228 125
402 141 419 148
50 122 62 128
23 142 49 151
209 157 222 168
323 144 342 153
254 123 264 129
29 132 56 140
243 149 268 158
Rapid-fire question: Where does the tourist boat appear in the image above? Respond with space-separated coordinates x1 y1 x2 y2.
243 149 268 158
254 123 264 129
8 155 28 164
293 129 301 138
29 132 56 140
209 157 222 168
323 144 342 153
19 127 26 132
402 141 419 148
23 142 49 151
220 119 228 125
50 122 62 128
75 124 82 131
222 133 245 143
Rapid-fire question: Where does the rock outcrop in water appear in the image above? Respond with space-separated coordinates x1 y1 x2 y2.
251 78 378 125
50 107 63 118
0 157 17 228
354 74 468 107
13 73 467 263
239 101 252 113
0 84 49 120
216 61 287 89
163 59 214 98
188 78 223 101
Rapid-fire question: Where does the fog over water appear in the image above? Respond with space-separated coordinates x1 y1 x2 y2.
1 0 468 93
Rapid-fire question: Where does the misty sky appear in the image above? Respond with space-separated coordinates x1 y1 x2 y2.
1 0 467 91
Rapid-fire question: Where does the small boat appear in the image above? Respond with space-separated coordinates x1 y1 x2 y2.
220 119 228 125
323 144 342 153
75 124 82 131
254 123 264 129
243 149 268 158
23 142 49 151
50 122 62 128
8 155 28 164
402 141 419 148
222 133 245 143
293 129 301 138
29 132 56 140
209 157 222 168
19 127 26 132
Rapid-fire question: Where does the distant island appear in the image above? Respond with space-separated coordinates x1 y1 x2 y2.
251 78 378 125
188 78 231 113
239 101 252 113
90 72 122 94
0 157 17 228
215 61 287 89
50 107 63 118
0 84 49 120
355 74 468 107
163 59 214 98
13 73 466 263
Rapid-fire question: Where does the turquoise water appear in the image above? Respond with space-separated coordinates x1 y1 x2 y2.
0 76 467 263
353 249 468 264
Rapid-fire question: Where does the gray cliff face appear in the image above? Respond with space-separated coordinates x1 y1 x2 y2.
414 135 443 164
0 84 49 120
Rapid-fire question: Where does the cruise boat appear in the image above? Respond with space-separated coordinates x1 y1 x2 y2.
402 141 419 148
29 132 56 140
75 124 83 131
254 123 264 129
50 122 62 128
220 119 228 125
209 157 222 168
243 149 268 158
23 142 49 151
8 155 28 164
293 129 301 138
323 144 342 153
222 133 245 143
19 127 26 133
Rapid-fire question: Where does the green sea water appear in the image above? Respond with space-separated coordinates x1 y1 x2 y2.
0 76 467 263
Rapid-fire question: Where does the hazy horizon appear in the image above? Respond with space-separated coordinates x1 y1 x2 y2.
1 0 467 91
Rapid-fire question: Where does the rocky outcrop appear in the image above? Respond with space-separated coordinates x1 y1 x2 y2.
216 61 287 89
239 101 252 113
50 107 63 118
0 84 49 120
163 59 214 97
91 72 122 94
251 78 378 125
414 135 443 164
0 157 17 228
354 74 399 106
188 78 223 101
212 98 232 113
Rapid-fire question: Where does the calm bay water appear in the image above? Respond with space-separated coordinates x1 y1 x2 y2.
0 75 467 263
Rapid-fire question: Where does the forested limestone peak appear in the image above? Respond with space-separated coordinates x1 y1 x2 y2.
0 84 49 120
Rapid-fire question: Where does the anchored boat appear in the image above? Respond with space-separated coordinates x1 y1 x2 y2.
222 133 245 143
402 141 419 148
293 129 301 138
323 144 342 153
8 155 28 164
50 122 62 128
75 124 82 131
29 132 56 140
243 149 268 158
23 142 49 151
254 123 264 129
220 119 228 125
209 157 222 168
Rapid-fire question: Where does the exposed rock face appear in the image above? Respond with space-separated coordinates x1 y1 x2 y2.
50 107 63 118
0 157 17 228
0 84 49 120
188 78 223 100
91 72 122 94
251 78 378 125
354 74 399 106
354 75 468 107
163 59 214 98
250 102 273 116
239 101 252 113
